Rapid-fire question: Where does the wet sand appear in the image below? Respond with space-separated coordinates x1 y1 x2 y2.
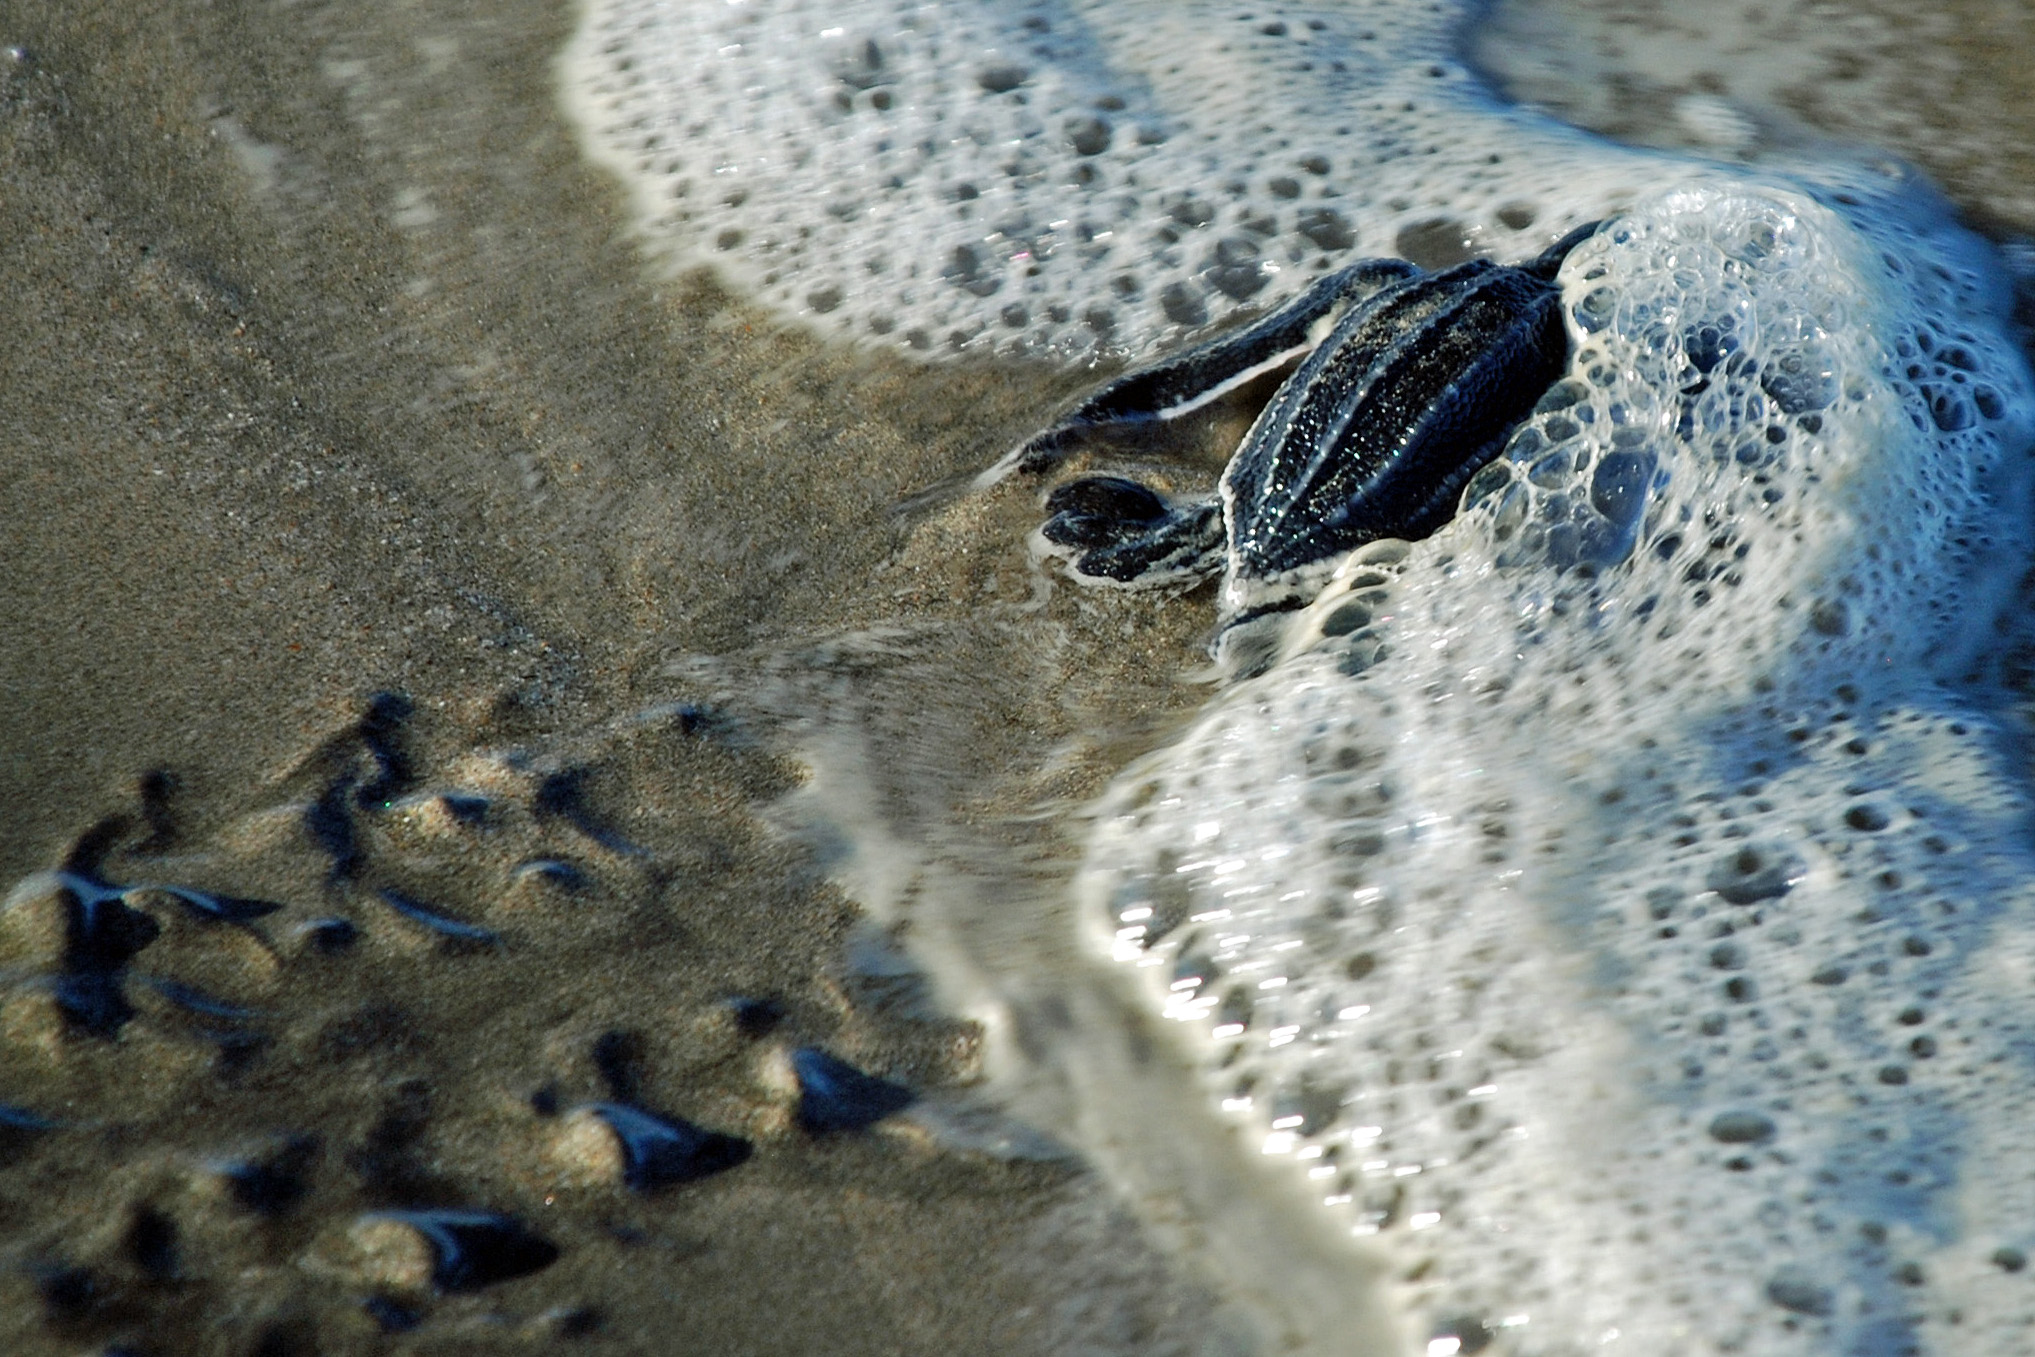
2 1 2033 1354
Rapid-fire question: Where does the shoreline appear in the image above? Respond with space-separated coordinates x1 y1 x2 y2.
5 1 2035 1353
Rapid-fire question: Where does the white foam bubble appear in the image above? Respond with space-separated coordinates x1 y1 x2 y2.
1086 184 2035 1353
560 0 1675 356
563 2 2035 1351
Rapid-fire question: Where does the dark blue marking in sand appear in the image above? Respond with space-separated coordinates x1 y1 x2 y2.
728 996 785 1038
622 699 725 739
792 1048 915 1133
661 701 720 736
582 1102 753 1191
153 885 284 925
32 813 295 1049
363 1209 559 1291
58 814 128 879
44 849 161 1037
304 776 363 881
34 819 291 1042
141 976 262 1021
134 767 179 854
35 1264 104 1320
512 858 585 891
533 768 645 855
208 1029 270 1081
364 1294 424 1333
581 1033 753 1188
375 889 500 946
55 877 161 974
222 1135 320 1215
0 1102 57 1132
126 1207 179 1281
591 1029 646 1103
53 971 136 1039
552 1307 603 1337
436 793 490 825
300 917 359 955
353 690 416 809
0 1101 57 1165
39 815 290 1039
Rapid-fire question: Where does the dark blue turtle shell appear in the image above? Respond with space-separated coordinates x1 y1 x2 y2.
1019 224 1597 615
1221 254 1572 579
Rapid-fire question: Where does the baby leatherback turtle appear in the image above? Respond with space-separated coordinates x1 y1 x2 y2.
1005 222 1601 666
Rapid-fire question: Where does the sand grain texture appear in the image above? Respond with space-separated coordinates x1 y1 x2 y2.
4 1 2035 1355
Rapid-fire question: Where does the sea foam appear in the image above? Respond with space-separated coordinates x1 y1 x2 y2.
562 0 1649 356
563 4 2035 1353
1087 185 2035 1355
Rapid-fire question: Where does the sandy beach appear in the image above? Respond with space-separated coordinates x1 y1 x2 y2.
4 0 2034 1353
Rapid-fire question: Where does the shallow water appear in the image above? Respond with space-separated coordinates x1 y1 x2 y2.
5 2 2035 1355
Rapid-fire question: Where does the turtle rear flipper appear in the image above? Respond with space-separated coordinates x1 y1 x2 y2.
1039 476 1225 587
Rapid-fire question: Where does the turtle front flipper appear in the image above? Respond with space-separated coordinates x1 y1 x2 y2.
981 258 1423 486
1038 475 1226 587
